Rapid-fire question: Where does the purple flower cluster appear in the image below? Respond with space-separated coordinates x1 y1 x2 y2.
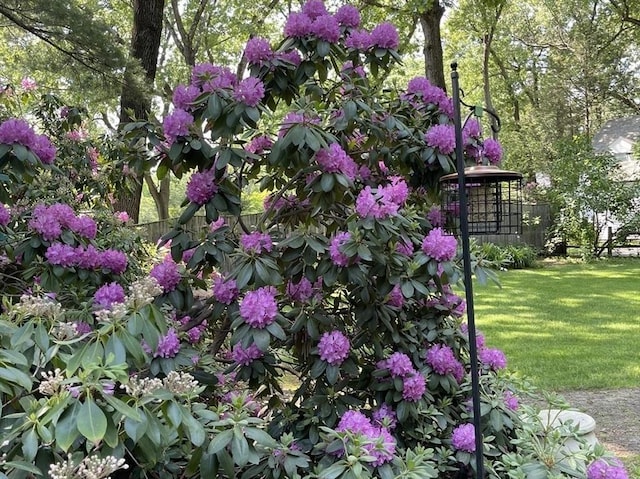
311 15 341 43
212 276 239 304
395 239 414 256
163 109 194 144
370 22 399 49
239 286 278 329
245 134 273 155
421 227 457 262
284 12 313 38
186 168 218 205
403 77 453 116
155 328 181 358
345 30 372 50
150 258 181 293
425 344 465 382
0 203 10 226
0 117 56 164
244 37 273 65
482 138 503 165
427 206 444 227
478 347 507 370
315 143 358 181
93 282 125 310
317 330 350 365
233 77 265 107
402 373 426 402
336 410 396 466
329 231 352 267
240 231 273 254
278 112 321 138
335 5 360 28
372 404 397 430
180 316 208 344
286 277 314 302
503 391 519 411
45 243 127 274
355 177 409 219
451 423 476 452
587 459 629 479
191 63 236 90
231 342 264 366
172 84 200 110
386 284 404 308
425 124 456 155
378 352 414 377
29 203 97 241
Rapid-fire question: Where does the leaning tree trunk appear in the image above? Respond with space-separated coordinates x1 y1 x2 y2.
114 0 165 223
419 1 446 91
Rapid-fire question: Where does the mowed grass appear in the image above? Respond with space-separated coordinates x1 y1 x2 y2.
472 258 640 391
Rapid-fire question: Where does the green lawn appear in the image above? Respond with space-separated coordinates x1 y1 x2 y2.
472 258 640 391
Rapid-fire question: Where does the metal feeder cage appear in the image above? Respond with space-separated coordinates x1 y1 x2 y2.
440 165 523 235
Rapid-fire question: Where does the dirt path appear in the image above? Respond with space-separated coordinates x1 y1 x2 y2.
558 388 640 460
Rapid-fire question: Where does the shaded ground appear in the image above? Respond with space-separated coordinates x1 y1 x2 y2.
559 388 640 460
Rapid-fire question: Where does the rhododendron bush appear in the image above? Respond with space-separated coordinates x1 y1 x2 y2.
0 1 628 478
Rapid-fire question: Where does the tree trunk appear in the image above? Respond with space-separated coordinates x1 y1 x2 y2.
145 174 171 220
114 0 166 223
419 2 446 91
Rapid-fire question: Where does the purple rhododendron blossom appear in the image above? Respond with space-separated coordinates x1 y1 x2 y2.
77 245 102 269
231 343 264 366
478 347 507 370
45 243 77 267
0 118 36 147
452 423 476 452
317 330 350 365
68 215 97 239
150 259 181 292
402 373 426 402
245 135 273 154
396 239 414 256
335 5 360 28
155 328 181 358
425 124 456 155
186 168 218 205
286 277 314 302
240 231 273 254
93 282 126 310
483 138 503 165
315 143 358 180
0 203 10 226
421 227 457 262
311 15 340 43
337 410 374 435
31 134 57 164
345 29 372 50
284 12 313 38
463 117 482 141
426 343 465 382
302 0 327 19
277 50 302 66
163 109 193 144
329 231 352 267
244 37 273 64
233 77 265 107
240 286 278 329
213 276 239 304
372 404 397 430
379 352 414 378
386 284 404 308
587 459 629 479
503 391 519 411
172 84 200 110
370 22 399 49
99 249 128 274
427 206 444 227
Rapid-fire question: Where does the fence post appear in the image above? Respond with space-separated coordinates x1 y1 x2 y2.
607 226 613 257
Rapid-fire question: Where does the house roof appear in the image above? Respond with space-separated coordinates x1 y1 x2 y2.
592 115 640 153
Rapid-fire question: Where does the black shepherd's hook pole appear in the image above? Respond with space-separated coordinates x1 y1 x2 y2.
451 62 485 479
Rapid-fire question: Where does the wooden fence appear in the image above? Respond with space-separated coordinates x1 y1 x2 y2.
137 204 553 249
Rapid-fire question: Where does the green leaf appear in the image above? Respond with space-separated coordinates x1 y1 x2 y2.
102 394 141 421
231 427 250 467
179 202 200 225
252 329 270 351
166 401 183 427
320 173 335 192
0 366 33 391
124 414 148 442
244 427 278 448
77 398 107 444
55 404 79 452
182 411 206 447
266 321 286 340
21 428 38 462
208 429 233 454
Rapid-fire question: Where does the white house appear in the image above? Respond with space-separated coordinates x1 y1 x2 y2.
592 115 640 181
